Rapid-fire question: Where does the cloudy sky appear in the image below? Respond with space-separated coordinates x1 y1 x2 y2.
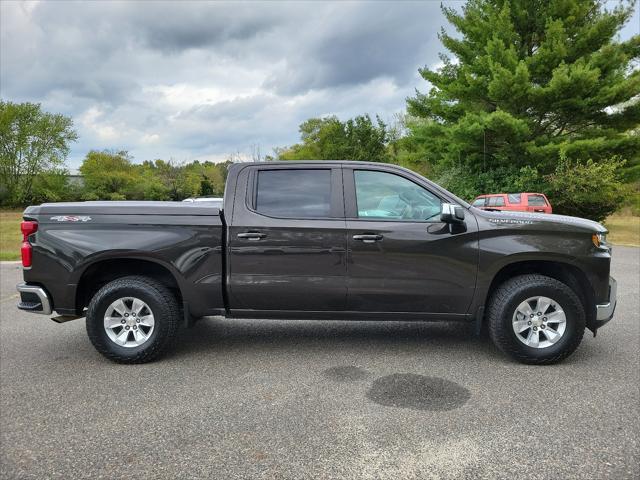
1 1 638 169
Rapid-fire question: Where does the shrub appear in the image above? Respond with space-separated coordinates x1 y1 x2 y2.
108 192 127 201
544 157 629 222
438 154 627 222
81 191 100 201
436 164 543 201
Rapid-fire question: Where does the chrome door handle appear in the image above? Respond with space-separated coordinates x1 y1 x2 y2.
353 234 383 243
237 232 266 241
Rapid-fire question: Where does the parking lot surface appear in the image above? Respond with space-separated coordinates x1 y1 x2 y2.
1 247 638 479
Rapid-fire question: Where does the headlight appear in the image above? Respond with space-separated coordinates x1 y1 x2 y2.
592 232 608 249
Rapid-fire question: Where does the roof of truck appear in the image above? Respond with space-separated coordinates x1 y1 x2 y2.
232 160 397 166
228 161 471 208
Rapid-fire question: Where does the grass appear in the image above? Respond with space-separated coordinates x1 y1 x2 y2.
0 210 23 261
0 207 638 262
603 211 640 247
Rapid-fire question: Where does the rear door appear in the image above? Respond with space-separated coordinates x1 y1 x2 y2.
487 195 507 211
343 166 478 315
507 193 525 211
227 165 347 313
526 194 551 213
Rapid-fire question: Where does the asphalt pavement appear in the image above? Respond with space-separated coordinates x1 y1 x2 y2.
1 247 638 479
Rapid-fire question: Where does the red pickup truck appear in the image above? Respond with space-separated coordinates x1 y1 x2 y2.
472 193 552 214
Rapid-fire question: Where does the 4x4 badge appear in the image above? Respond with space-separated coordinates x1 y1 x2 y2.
50 215 92 222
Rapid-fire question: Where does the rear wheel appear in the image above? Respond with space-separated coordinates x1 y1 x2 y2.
488 274 585 364
86 276 180 363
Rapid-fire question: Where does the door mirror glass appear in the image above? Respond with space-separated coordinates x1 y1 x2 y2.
440 203 465 223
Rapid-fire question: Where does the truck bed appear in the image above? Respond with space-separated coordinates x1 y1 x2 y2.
22 201 225 320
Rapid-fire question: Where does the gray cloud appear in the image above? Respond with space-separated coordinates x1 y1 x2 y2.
2 1 636 168
264 2 443 94
132 4 285 53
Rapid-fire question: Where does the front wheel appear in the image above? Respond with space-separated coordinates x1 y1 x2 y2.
487 274 586 364
86 276 180 364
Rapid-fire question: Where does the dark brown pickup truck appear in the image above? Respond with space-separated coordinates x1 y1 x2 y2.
17 161 616 364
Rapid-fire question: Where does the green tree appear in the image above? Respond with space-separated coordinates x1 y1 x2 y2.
385 114 433 176
0 101 77 205
345 115 390 162
185 160 229 197
278 117 347 160
153 159 200 200
79 150 138 199
134 161 171 200
407 0 639 218
30 168 75 204
277 114 390 162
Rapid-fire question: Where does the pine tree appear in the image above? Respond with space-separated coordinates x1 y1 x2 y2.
407 0 639 192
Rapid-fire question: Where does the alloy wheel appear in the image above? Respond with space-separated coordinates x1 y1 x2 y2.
512 296 567 349
103 297 155 348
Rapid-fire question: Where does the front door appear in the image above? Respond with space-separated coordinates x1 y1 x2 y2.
227 165 347 313
344 167 478 315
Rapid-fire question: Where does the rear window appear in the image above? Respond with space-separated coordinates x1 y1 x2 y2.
472 198 486 207
507 194 521 204
487 196 505 207
528 194 547 206
255 169 332 218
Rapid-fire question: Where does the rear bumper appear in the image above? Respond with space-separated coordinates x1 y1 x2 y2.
16 283 52 315
594 276 617 328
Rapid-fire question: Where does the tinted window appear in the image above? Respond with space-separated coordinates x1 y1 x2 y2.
354 170 441 221
472 198 486 207
528 194 547 206
488 196 505 207
256 169 331 217
507 194 521 204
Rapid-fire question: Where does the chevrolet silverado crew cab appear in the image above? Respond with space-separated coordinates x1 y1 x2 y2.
16 161 617 364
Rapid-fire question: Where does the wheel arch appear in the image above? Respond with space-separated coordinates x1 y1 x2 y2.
483 259 596 331
75 257 185 316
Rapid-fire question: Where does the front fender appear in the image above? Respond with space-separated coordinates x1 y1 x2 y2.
466 220 605 313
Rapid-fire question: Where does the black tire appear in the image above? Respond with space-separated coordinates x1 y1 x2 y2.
487 274 585 365
86 276 180 364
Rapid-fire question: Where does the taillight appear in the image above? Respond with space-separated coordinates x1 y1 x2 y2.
21 242 33 268
20 221 38 268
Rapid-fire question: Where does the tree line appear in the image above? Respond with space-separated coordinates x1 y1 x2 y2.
1 0 638 222
79 151 230 201
0 98 231 204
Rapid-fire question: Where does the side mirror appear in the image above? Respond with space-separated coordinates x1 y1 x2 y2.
440 203 465 223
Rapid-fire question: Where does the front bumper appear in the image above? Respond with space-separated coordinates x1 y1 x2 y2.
16 283 52 315
594 276 617 328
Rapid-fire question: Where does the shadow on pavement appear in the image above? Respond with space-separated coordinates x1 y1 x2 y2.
168 317 501 361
